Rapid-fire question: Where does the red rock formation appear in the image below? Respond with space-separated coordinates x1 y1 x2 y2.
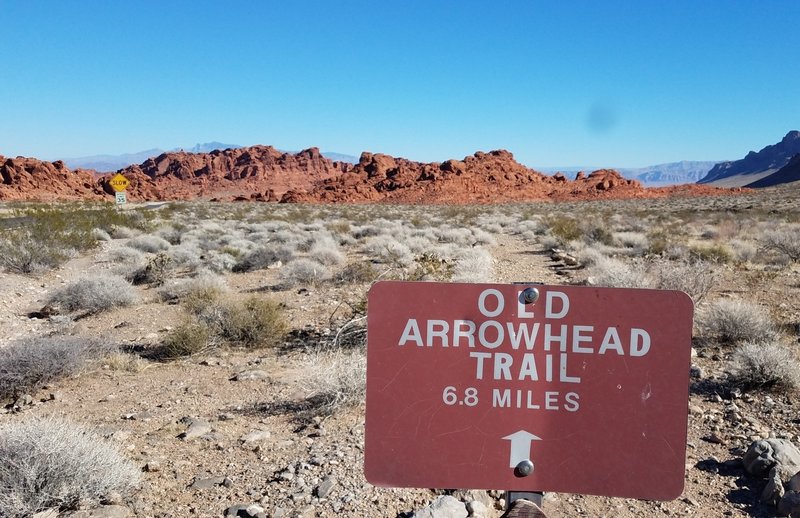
118 146 348 201
0 155 106 201
283 150 653 203
0 146 741 204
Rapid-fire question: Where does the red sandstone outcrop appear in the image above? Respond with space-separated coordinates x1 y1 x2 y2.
117 146 348 201
0 146 740 204
0 155 106 201
282 150 651 203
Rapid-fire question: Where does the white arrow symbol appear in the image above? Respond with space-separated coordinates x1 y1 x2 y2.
502 430 542 468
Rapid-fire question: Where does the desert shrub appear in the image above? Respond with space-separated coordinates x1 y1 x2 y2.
410 252 454 281
470 228 496 246
232 245 295 272
46 275 137 314
335 261 378 284
159 271 227 306
201 296 288 348
584 224 615 246
106 246 145 264
761 228 800 262
689 243 733 264
0 336 115 400
91 228 112 241
543 215 582 245
587 257 651 289
728 342 800 391
160 320 212 358
109 226 138 239
697 299 777 345
728 239 758 263
650 260 717 303
298 350 366 416
127 235 171 253
156 226 184 245
0 205 152 274
0 230 70 274
452 248 494 283
203 250 238 272
129 252 173 286
278 258 331 288
309 242 346 266
614 232 649 255
363 235 414 265
0 417 140 516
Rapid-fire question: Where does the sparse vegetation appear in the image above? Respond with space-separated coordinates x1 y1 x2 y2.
0 417 140 516
160 320 212 358
200 296 288 348
46 275 138 314
697 299 777 345
728 342 800 391
298 350 367 416
0 336 115 400
278 258 331 288
761 228 800 262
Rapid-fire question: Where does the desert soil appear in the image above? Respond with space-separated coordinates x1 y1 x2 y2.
1 191 800 518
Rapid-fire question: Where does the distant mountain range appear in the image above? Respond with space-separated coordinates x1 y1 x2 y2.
697 131 800 187
538 161 719 186
62 142 359 172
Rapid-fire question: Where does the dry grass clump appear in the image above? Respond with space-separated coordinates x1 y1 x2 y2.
335 261 378 284
0 229 72 274
127 235 171 253
309 241 346 266
760 227 800 262
298 350 367 416
728 342 800 391
0 336 115 400
160 320 212 358
46 275 138 314
452 248 494 283
232 245 295 272
0 417 140 516
129 252 173 287
199 296 288 349
650 260 717 303
697 299 777 345
689 243 733 264
106 246 145 265
587 256 650 289
159 271 227 307
278 258 332 288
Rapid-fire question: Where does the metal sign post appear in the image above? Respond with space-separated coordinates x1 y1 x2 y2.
364 281 694 501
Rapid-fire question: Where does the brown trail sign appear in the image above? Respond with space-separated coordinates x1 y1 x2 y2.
364 281 693 501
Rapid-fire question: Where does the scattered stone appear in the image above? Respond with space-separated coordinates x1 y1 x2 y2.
762 465 786 505
231 370 270 381
190 476 226 489
240 430 271 445
144 460 162 472
14 394 33 408
32 510 59 518
466 500 490 517
412 495 468 518
315 475 336 498
179 418 212 440
743 439 800 480
789 471 800 492
690 365 703 379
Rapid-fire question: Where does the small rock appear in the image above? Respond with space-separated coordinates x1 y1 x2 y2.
32 510 59 518
144 460 162 472
224 504 266 518
743 439 800 480
240 430 271 445
762 465 785 505
232 370 270 382
689 365 703 379
14 394 33 408
190 476 226 489
315 476 336 498
70 506 132 518
466 500 490 517
179 418 212 440
789 471 800 492
412 495 468 518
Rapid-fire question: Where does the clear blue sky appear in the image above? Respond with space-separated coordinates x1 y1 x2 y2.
1 1 798 167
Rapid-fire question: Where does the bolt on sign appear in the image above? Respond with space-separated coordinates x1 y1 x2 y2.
364 281 693 501
108 173 130 193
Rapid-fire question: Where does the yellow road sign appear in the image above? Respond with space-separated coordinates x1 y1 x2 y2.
109 173 130 192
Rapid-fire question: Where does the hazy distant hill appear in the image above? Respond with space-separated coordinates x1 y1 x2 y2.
698 131 800 187
63 143 357 172
617 161 718 186
539 161 719 186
